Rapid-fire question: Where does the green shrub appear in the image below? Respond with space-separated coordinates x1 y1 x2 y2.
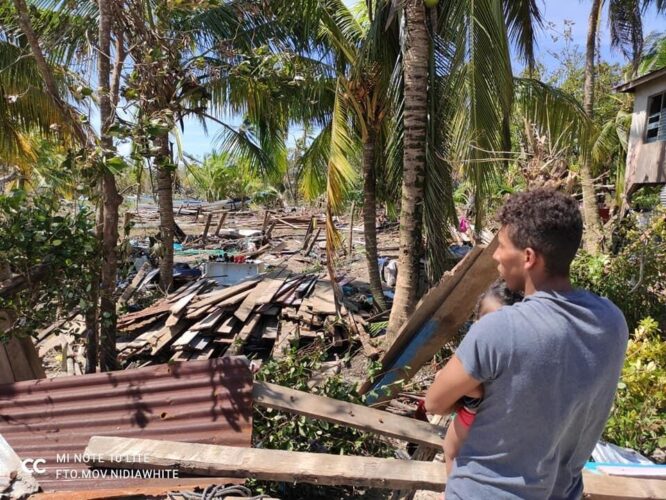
603 317 666 458
0 190 98 340
251 345 394 498
571 210 665 331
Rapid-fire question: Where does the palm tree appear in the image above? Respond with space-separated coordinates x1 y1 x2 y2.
247 0 402 311
387 0 544 341
580 0 665 253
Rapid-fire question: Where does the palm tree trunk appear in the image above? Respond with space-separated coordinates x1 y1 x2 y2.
581 0 604 254
98 0 122 372
156 135 175 292
362 130 387 311
387 0 429 343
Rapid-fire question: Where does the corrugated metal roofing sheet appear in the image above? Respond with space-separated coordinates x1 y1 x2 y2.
0 357 253 493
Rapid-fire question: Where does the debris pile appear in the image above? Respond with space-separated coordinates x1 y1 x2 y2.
115 270 376 367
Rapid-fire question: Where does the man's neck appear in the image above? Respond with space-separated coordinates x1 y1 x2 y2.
524 275 573 296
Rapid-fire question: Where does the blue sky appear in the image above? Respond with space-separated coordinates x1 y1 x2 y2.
176 0 665 159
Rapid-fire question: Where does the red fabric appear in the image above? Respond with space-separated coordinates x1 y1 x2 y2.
456 406 477 429
414 400 428 422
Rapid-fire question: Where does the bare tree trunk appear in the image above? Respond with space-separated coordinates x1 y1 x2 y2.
362 130 387 311
387 0 428 342
156 136 175 293
85 197 103 373
581 0 604 254
98 0 122 371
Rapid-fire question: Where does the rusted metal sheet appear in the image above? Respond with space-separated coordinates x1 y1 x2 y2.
0 357 253 493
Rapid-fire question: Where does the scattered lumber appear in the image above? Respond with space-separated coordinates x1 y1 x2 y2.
253 382 445 448
118 262 152 307
85 436 447 491
361 236 499 402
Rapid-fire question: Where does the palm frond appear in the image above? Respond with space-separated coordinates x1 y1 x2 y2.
298 122 332 201
639 31 666 74
502 0 543 69
514 77 592 159
609 0 644 67
326 81 359 252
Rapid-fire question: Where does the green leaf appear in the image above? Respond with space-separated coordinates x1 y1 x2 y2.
105 156 129 174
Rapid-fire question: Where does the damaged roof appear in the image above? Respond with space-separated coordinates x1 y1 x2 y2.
0 357 253 494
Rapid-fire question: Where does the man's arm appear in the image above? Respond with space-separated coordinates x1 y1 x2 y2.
425 355 483 415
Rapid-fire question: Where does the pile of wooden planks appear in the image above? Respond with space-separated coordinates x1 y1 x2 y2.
116 271 373 366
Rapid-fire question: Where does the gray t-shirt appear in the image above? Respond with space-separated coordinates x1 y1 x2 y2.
448 290 628 500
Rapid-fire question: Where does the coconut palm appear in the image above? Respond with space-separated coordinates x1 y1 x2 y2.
386 0 545 340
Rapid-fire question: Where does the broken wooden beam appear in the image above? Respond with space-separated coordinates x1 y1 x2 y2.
361 236 499 402
85 436 446 491
214 211 228 237
85 436 666 498
305 228 321 255
202 213 213 243
118 262 152 307
252 382 444 448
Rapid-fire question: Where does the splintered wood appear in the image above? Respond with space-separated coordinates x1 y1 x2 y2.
113 272 378 366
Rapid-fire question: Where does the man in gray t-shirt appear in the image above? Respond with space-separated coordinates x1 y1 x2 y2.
425 189 628 499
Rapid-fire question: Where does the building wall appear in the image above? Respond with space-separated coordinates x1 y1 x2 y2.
625 78 666 194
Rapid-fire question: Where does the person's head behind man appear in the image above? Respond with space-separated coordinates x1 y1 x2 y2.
494 189 583 295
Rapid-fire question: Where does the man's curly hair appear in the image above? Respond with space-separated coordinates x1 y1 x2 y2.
497 189 583 276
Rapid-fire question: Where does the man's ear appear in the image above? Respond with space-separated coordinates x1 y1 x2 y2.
524 247 538 270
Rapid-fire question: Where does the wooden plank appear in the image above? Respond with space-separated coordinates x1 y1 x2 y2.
300 279 337 315
202 212 213 243
377 243 485 366
253 382 444 448
192 277 261 311
216 315 238 336
362 237 499 402
118 261 152 306
214 211 228 237
85 436 446 491
348 312 380 359
0 343 16 385
227 313 262 355
4 335 41 382
120 312 167 333
171 330 199 349
149 319 190 356
234 275 285 323
190 309 225 331
118 300 172 326
272 320 299 359
168 280 208 312
305 228 321 254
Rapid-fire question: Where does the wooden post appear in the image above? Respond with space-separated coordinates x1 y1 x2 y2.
214 211 228 237
261 210 271 234
348 201 355 255
195 206 201 222
265 220 277 240
202 213 213 243
302 216 315 251
305 228 322 255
